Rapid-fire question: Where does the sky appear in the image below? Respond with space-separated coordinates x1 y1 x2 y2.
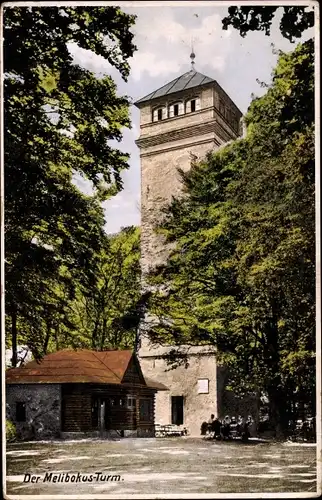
69 2 314 234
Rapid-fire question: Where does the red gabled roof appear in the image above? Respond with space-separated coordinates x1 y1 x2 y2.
5 349 134 385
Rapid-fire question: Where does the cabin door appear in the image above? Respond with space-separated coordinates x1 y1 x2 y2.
91 397 99 430
99 398 111 431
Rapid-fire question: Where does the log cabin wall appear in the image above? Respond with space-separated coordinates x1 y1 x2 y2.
89 384 137 430
61 384 91 432
61 383 157 433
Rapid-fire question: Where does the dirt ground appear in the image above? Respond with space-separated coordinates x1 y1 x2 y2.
6 437 317 496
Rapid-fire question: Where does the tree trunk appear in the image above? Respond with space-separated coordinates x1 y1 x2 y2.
100 317 107 351
267 387 288 439
54 323 60 351
91 314 101 349
11 307 18 367
43 319 51 354
134 326 141 353
265 299 287 438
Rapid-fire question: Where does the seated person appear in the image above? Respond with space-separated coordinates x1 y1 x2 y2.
200 421 208 435
212 417 221 438
222 416 231 439
208 414 215 433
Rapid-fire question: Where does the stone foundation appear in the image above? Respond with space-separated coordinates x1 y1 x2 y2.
6 384 61 440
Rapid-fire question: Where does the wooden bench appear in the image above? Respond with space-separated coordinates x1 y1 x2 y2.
155 424 187 437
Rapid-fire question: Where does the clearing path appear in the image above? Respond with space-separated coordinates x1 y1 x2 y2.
6 437 317 496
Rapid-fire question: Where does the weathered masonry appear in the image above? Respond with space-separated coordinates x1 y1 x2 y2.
6 349 167 440
134 66 242 275
135 63 257 436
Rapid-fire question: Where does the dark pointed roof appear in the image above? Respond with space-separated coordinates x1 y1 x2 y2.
134 70 215 106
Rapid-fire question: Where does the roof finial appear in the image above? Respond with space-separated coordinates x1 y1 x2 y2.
190 37 196 71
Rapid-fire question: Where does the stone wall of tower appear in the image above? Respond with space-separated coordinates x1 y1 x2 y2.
136 81 243 435
137 85 240 275
140 141 217 274
139 345 219 437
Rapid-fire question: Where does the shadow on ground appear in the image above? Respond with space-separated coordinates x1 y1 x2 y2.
6 437 317 496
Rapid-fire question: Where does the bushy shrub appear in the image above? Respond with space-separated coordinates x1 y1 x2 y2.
6 419 16 442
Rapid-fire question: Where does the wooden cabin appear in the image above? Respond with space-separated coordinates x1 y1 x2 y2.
6 349 168 440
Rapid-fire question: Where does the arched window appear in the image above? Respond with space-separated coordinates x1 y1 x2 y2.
186 97 201 113
152 106 166 122
168 101 184 118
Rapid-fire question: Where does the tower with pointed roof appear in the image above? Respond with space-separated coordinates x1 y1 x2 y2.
134 62 246 436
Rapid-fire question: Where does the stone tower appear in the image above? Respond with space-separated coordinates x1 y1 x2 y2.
134 63 243 436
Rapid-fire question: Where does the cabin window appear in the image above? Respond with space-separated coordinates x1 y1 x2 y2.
16 402 26 422
127 396 136 409
197 378 209 394
139 399 152 422
152 106 166 122
169 102 184 118
186 97 201 113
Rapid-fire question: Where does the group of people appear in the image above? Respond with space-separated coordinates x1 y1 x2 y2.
288 417 316 442
201 414 253 442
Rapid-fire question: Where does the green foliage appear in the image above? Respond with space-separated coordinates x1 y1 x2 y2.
222 6 314 42
4 7 137 363
69 226 141 351
147 40 315 434
6 226 141 359
6 420 17 442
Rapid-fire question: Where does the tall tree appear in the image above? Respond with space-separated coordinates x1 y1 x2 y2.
222 5 314 42
68 226 141 351
4 7 137 364
146 40 315 436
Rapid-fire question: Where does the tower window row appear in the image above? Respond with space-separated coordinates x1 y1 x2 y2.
152 97 201 122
